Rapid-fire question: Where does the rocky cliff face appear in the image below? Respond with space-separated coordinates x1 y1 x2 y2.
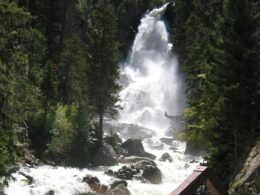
229 141 260 195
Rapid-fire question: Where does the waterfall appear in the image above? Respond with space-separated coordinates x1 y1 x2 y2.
3 4 201 195
118 4 186 134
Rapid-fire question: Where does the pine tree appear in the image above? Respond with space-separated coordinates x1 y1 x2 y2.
207 0 260 181
0 0 34 173
78 0 120 146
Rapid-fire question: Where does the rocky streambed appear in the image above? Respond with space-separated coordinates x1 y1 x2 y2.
2 122 201 195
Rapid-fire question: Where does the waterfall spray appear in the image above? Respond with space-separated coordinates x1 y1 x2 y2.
118 4 186 134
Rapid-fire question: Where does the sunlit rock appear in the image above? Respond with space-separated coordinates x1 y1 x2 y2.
121 139 156 159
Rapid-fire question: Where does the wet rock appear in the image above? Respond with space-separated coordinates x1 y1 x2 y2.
19 172 34 185
110 180 128 189
119 156 152 164
123 124 155 140
82 175 100 185
159 153 173 162
82 175 109 194
109 183 131 195
103 122 155 140
142 166 162 184
229 141 260 195
44 190 55 195
159 137 175 145
134 160 162 184
189 160 199 163
115 166 140 180
91 144 118 166
105 169 114 177
121 139 156 160
184 163 190 169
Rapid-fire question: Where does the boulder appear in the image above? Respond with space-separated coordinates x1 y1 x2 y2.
19 172 34 185
114 166 140 180
110 180 128 189
142 166 162 184
123 124 155 140
82 175 109 195
82 175 100 185
103 122 155 140
229 141 260 195
44 190 55 195
91 144 118 166
119 156 152 164
134 160 162 184
159 153 173 162
109 183 131 195
121 139 156 160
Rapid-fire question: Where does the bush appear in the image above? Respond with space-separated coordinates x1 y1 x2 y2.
47 104 76 163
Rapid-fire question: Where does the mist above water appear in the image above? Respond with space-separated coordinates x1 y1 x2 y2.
118 4 186 134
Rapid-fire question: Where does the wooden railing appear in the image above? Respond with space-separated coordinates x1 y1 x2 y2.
171 166 229 195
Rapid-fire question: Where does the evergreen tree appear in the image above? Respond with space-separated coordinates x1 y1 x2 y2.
207 0 260 181
78 0 120 146
0 0 34 173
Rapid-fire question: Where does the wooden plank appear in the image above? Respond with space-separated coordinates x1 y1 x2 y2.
171 166 229 195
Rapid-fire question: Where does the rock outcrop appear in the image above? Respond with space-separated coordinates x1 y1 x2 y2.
159 153 173 162
82 175 131 195
121 139 156 160
105 159 162 184
229 141 260 195
134 160 162 184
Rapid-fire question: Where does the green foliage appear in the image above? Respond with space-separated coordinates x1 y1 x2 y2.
174 0 260 184
0 130 12 175
47 104 76 161
78 0 120 145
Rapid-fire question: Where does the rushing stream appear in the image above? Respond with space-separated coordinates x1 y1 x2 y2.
3 4 201 195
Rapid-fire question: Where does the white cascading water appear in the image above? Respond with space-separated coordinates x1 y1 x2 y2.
3 4 201 195
118 4 186 134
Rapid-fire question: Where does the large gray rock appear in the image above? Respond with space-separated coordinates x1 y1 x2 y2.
159 153 173 162
82 175 108 194
103 122 155 140
109 183 131 195
121 139 156 160
134 160 162 184
44 190 55 195
106 165 140 180
229 141 260 195
91 144 118 166
119 156 152 164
